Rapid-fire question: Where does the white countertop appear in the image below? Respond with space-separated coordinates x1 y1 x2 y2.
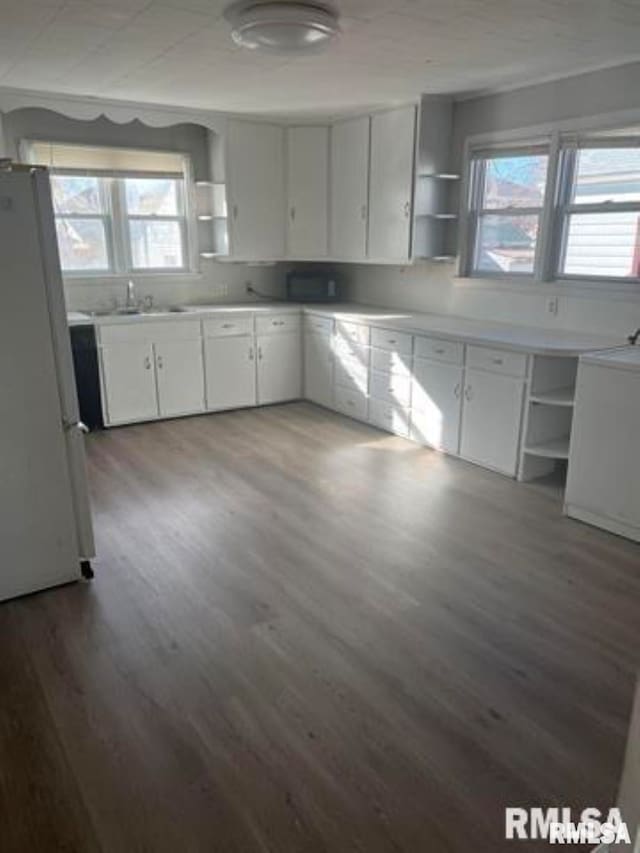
581 345 640 371
68 300 623 357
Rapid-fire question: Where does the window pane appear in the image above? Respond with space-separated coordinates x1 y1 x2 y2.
55 218 109 271
475 214 539 274
482 154 548 209
129 219 184 268
562 212 640 278
51 175 105 214
125 178 180 215
572 147 640 204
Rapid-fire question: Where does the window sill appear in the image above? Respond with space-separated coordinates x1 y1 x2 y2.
64 270 204 284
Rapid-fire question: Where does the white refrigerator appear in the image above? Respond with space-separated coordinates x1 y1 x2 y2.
0 166 95 601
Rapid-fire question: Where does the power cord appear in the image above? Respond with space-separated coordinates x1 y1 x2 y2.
245 282 284 301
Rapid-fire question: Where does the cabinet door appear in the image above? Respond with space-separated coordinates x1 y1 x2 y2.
460 369 524 476
304 332 333 408
205 336 256 411
410 360 462 453
226 120 285 259
368 105 416 261
330 115 370 259
101 342 158 425
155 339 205 418
257 333 302 404
566 363 640 526
287 126 329 258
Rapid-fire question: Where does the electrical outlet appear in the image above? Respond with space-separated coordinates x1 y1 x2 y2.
210 283 227 298
546 296 559 316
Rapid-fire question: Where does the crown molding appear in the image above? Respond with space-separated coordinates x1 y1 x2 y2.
0 86 229 132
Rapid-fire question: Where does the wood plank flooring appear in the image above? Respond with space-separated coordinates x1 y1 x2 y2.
1 402 639 852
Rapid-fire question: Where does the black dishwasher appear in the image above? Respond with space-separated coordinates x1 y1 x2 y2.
69 324 104 430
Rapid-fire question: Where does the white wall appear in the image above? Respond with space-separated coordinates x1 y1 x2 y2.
342 61 640 337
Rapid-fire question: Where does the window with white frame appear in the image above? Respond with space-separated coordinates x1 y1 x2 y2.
25 142 190 276
556 139 640 281
466 146 550 277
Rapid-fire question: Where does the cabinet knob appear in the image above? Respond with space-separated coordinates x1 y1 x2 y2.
232 204 238 220
222 323 235 329
258 346 263 360
464 385 473 401
492 357 504 365
403 201 410 218
290 206 296 222
157 356 164 369
454 382 461 399
435 347 445 355
249 347 254 361
144 356 151 370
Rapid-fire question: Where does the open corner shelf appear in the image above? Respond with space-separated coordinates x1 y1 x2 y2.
523 436 571 460
529 386 576 407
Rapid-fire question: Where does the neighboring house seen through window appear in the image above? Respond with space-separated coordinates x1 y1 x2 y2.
467 148 549 277
25 142 190 276
465 132 640 285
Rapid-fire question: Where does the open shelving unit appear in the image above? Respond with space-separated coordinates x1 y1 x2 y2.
519 355 578 483
194 180 229 259
413 173 460 261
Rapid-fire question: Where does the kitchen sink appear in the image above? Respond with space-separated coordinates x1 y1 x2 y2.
89 305 187 317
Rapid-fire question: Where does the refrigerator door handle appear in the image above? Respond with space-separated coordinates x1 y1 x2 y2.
63 419 89 434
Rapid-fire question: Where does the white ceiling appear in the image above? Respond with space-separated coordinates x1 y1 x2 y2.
0 0 639 116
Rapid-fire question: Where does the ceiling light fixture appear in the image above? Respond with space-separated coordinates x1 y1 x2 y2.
224 1 340 55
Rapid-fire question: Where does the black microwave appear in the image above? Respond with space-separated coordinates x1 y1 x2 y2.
286 271 339 302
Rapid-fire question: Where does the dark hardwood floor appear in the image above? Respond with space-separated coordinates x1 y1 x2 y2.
1 402 639 852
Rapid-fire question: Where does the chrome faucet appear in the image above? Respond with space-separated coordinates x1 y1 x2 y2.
125 279 137 310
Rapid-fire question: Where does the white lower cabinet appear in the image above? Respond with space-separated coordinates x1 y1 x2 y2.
99 320 204 426
304 331 333 408
369 398 410 437
334 384 368 421
257 332 302 404
204 335 256 411
410 359 463 453
156 339 205 418
459 368 525 476
101 341 158 425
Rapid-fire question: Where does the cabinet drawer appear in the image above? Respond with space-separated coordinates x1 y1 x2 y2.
335 358 368 394
256 313 301 335
334 385 368 421
100 320 201 345
304 314 333 336
414 335 463 365
370 369 411 407
370 326 412 355
368 399 410 438
466 345 527 377
203 315 253 338
371 346 412 377
333 337 370 366
335 319 370 347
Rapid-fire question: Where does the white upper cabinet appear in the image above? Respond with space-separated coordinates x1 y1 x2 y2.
287 126 329 258
226 120 285 260
330 115 370 259
368 105 416 261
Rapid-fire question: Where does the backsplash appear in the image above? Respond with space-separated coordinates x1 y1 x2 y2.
340 260 640 339
64 263 287 312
